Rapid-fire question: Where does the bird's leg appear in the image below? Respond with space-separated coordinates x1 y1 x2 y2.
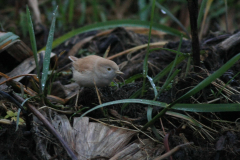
93 81 102 105
73 87 84 110
93 81 108 117
74 90 80 110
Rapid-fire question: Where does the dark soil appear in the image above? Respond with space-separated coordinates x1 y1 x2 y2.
1 26 240 160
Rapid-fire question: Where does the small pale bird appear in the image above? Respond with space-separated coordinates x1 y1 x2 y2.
69 55 123 87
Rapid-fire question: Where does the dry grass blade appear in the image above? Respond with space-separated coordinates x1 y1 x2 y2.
199 0 213 40
107 41 168 60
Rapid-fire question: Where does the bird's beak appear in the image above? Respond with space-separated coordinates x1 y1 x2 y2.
115 70 124 74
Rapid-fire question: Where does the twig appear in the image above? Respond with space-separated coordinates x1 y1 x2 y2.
153 142 193 160
0 73 37 85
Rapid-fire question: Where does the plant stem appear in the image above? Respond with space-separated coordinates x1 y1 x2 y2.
187 0 200 72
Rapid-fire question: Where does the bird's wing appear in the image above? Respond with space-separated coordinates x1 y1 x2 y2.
73 55 100 73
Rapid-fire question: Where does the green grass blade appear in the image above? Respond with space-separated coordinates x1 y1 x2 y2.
142 0 156 95
155 2 190 38
185 56 191 78
157 69 180 97
26 6 41 89
68 0 74 23
173 104 240 112
91 0 100 22
146 46 181 139
152 54 187 83
41 7 58 90
80 99 240 119
79 0 86 25
146 75 157 98
124 73 143 84
81 99 168 118
209 8 225 19
15 108 21 131
168 35 182 78
138 0 150 21
20 12 28 38
156 36 182 97
147 106 162 141
81 97 240 118
39 20 188 51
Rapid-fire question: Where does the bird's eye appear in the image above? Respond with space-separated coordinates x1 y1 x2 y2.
107 68 111 71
